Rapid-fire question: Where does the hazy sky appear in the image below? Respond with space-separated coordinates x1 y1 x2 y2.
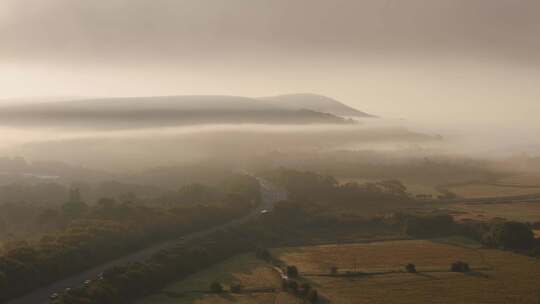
1 0 539 126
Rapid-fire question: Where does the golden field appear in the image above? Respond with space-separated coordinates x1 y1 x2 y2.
273 240 540 304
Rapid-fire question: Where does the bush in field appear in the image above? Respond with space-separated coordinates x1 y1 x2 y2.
286 265 299 278
405 263 416 273
210 281 224 293
450 261 470 273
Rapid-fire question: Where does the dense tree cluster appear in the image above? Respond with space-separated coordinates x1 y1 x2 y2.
53 228 253 303
483 221 535 250
0 175 260 302
392 212 539 255
0 201 249 301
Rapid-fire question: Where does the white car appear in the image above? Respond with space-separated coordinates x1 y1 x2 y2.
260 209 269 215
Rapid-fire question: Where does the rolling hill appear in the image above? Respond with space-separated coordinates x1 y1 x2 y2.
0 94 370 129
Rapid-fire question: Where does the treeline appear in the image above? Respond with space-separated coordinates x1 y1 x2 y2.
0 175 260 302
263 168 410 203
394 213 540 254
154 174 261 207
258 151 501 188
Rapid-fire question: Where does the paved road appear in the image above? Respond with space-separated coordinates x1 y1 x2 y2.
8 177 285 304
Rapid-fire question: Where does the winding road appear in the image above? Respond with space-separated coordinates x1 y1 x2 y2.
7 177 285 304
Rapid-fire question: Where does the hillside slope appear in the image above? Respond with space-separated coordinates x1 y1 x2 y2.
258 93 374 117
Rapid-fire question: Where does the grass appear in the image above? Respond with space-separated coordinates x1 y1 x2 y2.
430 236 483 249
135 253 288 304
273 240 540 304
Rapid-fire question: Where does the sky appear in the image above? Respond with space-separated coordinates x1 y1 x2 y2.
1 0 539 127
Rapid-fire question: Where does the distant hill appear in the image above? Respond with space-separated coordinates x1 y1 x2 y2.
258 93 374 117
0 95 369 129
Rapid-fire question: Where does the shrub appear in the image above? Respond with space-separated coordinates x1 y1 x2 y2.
230 283 243 293
405 263 416 273
286 265 299 278
450 261 470 273
210 281 223 293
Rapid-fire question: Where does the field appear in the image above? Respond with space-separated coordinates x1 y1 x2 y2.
445 174 540 199
135 253 297 304
273 240 540 304
138 240 540 304
446 202 540 222
497 174 540 187
447 183 540 198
